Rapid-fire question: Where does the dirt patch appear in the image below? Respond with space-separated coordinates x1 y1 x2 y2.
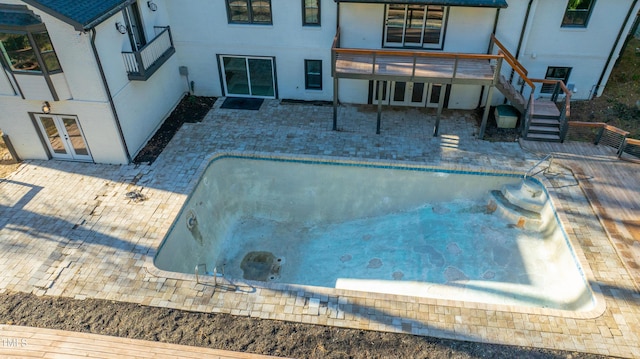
474 107 520 142
0 291 604 359
0 130 21 178
133 95 216 164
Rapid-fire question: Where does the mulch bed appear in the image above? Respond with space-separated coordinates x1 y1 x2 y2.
133 95 216 164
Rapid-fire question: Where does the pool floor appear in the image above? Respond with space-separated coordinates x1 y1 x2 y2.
219 199 585 310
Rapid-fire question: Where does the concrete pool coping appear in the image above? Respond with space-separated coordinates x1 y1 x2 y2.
1 99 638 357
146 150 607 320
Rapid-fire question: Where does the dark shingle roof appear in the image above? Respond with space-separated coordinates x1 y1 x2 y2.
22 0 131 31
334 0 508 8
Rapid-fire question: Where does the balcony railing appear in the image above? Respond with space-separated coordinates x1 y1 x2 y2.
122 26 175 81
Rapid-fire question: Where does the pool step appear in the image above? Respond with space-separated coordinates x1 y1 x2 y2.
502 180 548 213
487 180 552 232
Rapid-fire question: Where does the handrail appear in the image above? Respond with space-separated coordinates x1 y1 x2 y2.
195 263 207 285
331 26 340 50
524 154 553 180
490 34 527 76
195 263 224 286
530 78 572 117
490 34 535 91
333 47 501 61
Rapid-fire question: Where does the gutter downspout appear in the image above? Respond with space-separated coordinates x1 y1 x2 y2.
478 7 501 108
89 28 132 163
592 0 639 99
515 0 534 62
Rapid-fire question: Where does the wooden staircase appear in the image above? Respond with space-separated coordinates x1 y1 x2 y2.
491 35 570 143
526 100 562 142
496 75 526 113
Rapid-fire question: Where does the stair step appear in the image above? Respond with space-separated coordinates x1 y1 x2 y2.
532 101 561 117
502 180 548 213
528 125 561 134
530 118 561 126
524 133 562 142
488 190 543 231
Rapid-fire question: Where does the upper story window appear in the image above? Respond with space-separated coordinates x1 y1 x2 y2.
227 0 272 24
303 0 320 26
562 0 595 27
384 5 447 49
0 30 61 74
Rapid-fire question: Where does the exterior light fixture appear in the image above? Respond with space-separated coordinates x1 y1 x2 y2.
115 22 127 34
147 1 158 11
42 101 51 114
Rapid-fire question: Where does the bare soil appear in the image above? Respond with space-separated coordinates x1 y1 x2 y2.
0 291 604 358
133 95 216 164
0 130 20 178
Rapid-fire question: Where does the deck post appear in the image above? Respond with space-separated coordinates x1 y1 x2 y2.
479 85 495 139
433 84 446 137
376 80 383 134
332 77 338 130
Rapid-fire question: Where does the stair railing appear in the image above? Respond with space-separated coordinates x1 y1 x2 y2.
530 78 572 141
521 93 534 137
524 154 554 180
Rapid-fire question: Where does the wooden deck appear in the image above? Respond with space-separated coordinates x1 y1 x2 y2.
333 50 497 84
0 325 286 359
521 139 640 290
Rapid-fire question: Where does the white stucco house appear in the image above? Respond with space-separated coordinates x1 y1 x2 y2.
1 0 638 163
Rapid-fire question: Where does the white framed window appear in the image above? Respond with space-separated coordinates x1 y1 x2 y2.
384 5 447 49
562 0 596 27
227 0 272 24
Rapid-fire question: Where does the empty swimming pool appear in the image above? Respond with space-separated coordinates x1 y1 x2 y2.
154 153 595 312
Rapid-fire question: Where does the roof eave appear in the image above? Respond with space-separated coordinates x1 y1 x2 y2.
21 0 135 31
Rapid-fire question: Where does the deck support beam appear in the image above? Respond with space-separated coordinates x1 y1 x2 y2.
376 80 383 134
332 77 339 130
479 85 495 139
433 84 446 137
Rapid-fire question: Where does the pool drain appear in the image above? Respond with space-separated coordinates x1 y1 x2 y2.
240 252 282 281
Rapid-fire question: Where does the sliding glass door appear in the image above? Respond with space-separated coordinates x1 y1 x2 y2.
220 55 275 98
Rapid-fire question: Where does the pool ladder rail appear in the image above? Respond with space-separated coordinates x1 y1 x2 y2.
524 154 554 180
195 263 225 286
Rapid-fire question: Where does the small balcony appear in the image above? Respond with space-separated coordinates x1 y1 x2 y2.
122 26 175 81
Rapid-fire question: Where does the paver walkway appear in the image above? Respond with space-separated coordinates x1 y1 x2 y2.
1 99 639 358
0 325 284 358
521 140 640 290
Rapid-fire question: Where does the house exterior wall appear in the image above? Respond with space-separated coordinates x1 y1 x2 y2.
91 2 184 158
496 0 640 100
0 0 129 164
0 0 184 164
165 0 337 101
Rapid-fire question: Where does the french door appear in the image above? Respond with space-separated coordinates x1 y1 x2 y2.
388 81 441 108
220 55 276 98
123 3 146 51
35 114 92 161
384 5 446 49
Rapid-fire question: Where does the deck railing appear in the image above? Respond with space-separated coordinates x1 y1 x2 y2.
620 138 640 163
122 26 175 81
332 28 502 84
564 121 638 160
